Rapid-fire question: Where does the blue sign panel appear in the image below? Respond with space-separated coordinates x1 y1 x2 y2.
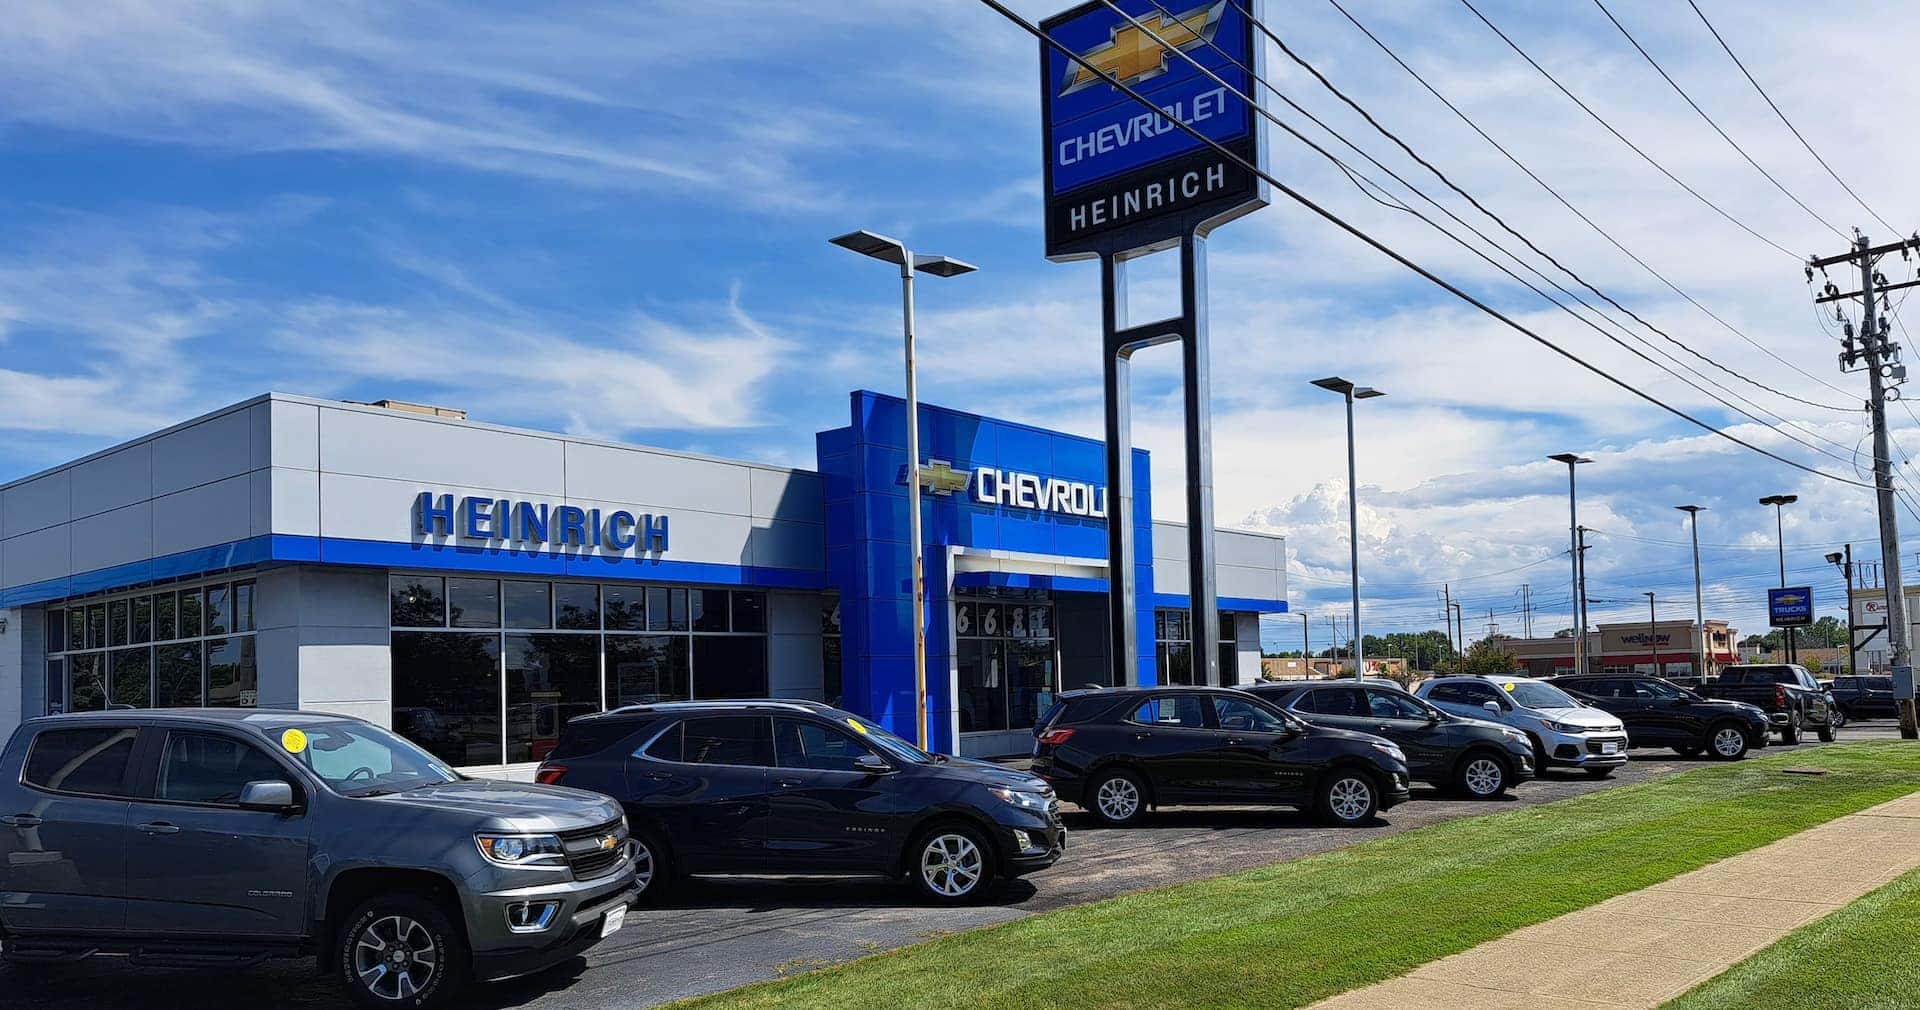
1768 586 1814 628
1041 0 1265 259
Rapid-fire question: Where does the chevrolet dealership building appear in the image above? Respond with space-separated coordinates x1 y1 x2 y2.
0 391 1286 773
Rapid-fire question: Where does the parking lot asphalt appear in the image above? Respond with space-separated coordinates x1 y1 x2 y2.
3 724 1901 1010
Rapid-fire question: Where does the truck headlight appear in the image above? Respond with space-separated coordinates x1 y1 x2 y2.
475 833 567 868
988 787 1052 813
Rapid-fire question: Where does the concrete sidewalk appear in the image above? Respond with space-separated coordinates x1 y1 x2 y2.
1310 790 1920 1009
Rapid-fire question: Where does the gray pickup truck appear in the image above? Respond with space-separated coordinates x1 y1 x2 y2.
0 709 637 1008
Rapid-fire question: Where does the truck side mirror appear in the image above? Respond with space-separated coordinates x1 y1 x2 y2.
238 780 297 811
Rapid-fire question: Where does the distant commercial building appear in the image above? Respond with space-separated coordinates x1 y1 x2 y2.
1500 620 1738 680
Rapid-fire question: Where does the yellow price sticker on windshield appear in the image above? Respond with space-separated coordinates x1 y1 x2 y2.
1502 683 1517 692
846 718 870 735
281 728 308 754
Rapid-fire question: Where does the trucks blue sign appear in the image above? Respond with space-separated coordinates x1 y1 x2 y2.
1768 587 1814 628
1041 0 1265 259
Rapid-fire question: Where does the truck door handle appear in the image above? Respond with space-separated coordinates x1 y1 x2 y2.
1225 738 1244 746
137 821 181 835
773 777 804 789
642 771 672 781
2 814 42 828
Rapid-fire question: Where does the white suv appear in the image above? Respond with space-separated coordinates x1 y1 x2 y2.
1417 676 1629 777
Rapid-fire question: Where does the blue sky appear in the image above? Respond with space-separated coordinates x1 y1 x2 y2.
2 0 1915 651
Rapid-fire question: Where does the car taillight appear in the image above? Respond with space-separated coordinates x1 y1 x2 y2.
1037 728 1076 746
534 763 567 785
1776 685 1788 708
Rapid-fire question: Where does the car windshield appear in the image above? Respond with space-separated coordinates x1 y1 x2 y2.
838 713 932 764
282 721 461 797
1503 681 1581 710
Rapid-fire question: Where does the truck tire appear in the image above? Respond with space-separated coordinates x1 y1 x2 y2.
336 893 468 1009
1817 718 1836 743
1780 708 1803 745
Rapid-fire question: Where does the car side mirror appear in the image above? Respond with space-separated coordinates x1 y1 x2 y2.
853 754 893 774
1481 701 1502 715
237 780 296 812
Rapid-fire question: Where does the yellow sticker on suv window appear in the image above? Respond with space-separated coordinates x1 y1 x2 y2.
281 728 308 754
846 718 870 735
1503 683 1517 692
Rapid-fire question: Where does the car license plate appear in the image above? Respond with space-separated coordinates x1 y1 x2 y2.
1601 742 1618 755
601 905 627 939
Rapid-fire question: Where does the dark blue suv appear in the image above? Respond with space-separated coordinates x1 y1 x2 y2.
537 701 1065 903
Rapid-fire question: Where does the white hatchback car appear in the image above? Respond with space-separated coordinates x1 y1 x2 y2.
1417 675 1629 777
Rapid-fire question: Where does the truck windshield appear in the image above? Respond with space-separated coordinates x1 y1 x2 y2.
286 722 461 797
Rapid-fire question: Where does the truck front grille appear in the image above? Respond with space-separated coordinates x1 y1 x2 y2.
559 820 629 880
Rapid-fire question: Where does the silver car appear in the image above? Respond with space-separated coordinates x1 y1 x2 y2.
1417 676 1629 777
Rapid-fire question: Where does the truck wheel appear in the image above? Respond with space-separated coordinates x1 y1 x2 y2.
1707 723 1750 761
1087 768 1149 826
1817 719 1836 743
336 893 468 1009
1780 709 1802 745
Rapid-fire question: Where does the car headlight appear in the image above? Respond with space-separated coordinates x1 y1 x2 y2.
1370 742 1406 762
988 787 1052 813
1540 718 1585 733
475 833 567 868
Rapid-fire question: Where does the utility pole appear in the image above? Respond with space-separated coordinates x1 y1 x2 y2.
1644 592 1659 678
1300 611 1310 667
1442 585 1457 655
1828 546 1856 676
1677 505 1707 679
1520 583 1534 639
1577 525 1592 669
1451 600 1465 655
1811 231 1918 738
1550 454 1592 676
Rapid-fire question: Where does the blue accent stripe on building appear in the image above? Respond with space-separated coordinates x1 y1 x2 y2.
1 534 826 608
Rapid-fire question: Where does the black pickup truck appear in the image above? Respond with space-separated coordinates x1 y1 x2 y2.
1828 675 1899 721
1700 664 1837 744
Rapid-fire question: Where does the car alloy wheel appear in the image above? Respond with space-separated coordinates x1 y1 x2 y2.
1712 726 1748 759
1327 776 1373 822
632 838 656 895
1095 775 1141 823
353 915 438 1002
1463 757 1505 796
920 833 983 898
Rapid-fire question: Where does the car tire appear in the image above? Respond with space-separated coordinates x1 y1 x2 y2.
628 828 671 905
1086 768 1149 827
336 892 468 1010
1706 723 1750 761
1817 719 1836 743
1673 745 1702 758
1781 709 1803 745
1316 769 1380 826
1584 767 1615 779
908 823 995 904
1831 707 1850 730
1455 752 1510 798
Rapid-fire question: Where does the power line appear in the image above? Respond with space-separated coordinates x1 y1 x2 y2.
1687 0 1903 237
1069 0 1877 483
1590 0 1846 241
1185 0 1871 457
1458 0 1801 260
1323 0 1862 407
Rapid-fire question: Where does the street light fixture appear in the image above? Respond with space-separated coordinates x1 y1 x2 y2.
1676 505 1707 679
1312 377 1384 682
1827 547 1856 675
831 230 977 751
1550 454 1593 676
1758 494 1800 664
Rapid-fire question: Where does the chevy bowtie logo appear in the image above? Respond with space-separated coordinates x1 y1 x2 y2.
1775 594 1806 606
908 459 972 496
599 835 619 852
1059 1 1226 97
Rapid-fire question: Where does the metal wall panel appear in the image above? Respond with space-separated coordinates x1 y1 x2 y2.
151 473 254 556
68 444 151 521
68 501 152 575
319 406 565 494
564 442 751 515
1 471 69 539
152 407 253 496
0 525 70 590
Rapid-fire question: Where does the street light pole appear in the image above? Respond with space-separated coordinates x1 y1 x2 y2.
1828 547 1857 675
1759 494 1800 664
1644 592 1660 678
830 231 976 751
1676 505 1707 679
1550 454 1593 676
1313 378 1384 682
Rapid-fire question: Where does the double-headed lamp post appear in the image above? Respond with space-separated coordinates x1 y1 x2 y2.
830 230 977 751
1312 377 1384 682
1550 454 1593 676
1676 505 1706 679
1759 494 1800 664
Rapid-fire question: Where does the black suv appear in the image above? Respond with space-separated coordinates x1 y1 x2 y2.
1829 675 1898 721
1554 674 1772 760
537 700 1065 904
1244 681 1537 797
1030 686 1411 827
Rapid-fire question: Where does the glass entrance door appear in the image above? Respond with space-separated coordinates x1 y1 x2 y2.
955 593 1058 734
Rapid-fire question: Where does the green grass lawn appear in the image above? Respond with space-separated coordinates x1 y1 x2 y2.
1663 862 1920 1010
673 742 1920 1010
